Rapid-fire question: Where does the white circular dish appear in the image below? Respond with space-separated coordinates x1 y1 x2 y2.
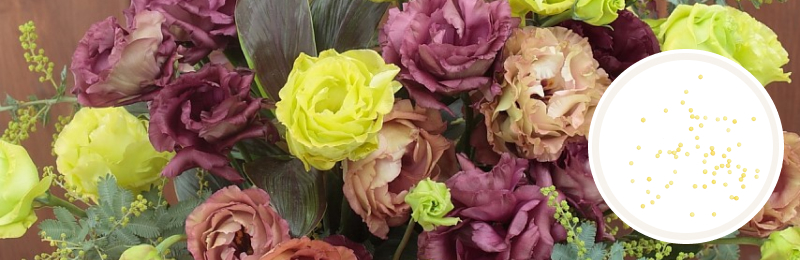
588 50 783 244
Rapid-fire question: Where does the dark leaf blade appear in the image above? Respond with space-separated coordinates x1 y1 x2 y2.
173 169 232 201
246 158 326 237
311 0 389 52
235 0 317 101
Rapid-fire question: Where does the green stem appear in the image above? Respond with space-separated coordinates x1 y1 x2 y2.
457 93 475 159
705 236 764 246
156 234 187 254
35 193 87 218
539 10 574 27
0 96 77 112
392 219 416 260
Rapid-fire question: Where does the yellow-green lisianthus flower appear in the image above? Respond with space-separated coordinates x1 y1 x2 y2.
120 245 162 260
510 0 575 17
276 49 400 171
573 0 625 25
761 226 800 260
0 140 53 239
650 4 791 86
54 107 173 202
404 178 460 231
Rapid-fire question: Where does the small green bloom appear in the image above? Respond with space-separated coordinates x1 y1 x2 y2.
761 227 800 260
573 0 625 25
404 178 459 231
119 245 162 260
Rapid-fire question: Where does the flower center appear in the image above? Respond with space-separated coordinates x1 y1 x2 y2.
233 227 254 256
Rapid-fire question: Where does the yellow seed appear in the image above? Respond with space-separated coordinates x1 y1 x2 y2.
641 204 645 209
712 212 716 217
685 152 690 156
726 163 731 168
728 170 732 174
727 128 731 132
656 195 661 199
722 154 727 158
664 108 668 113
693 184 698 189
695 136 700 140
677 147 682 152
703 169 708 174
646 190 651 194
738 142 742 147
703 159 707 164
727 147 731 152
689 114 694 120
715 166 719 170
755 175 759 179
742 173 746 178
696 144 700 149
737 164 741 169
637 145 641 150
695 115 700 120
724 116 728 121
712 180 717 184
674 154 679 159
631 179 635 183
733 119 738 124
699 74 703 79
656 154 660 158
756 169 760 173
678 142 683 147
739 177 744 182
673 170 677 174
703 184 707 189
681 100 685 105
629 161 634 165
721 163 725 168
685 90 689 94
712 171 717 176
742 184 746 189
689 108 694 112
658 150 663 154
689 126 694 131
641 118 646 123
704 153 708 157
690 212 695 217
704 116 708 120
650 200 655 205
724 182 728 187
711 151 716 156
727 159 732 163
743 168 747 172
752 117 756 121
734 196 739 201
699 123 704 128
665 184 670 189
647 177 652 182
716 117 720 121
710 146 715 151
669 181 674 185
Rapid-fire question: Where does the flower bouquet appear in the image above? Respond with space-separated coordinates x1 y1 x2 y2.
0 0 796 259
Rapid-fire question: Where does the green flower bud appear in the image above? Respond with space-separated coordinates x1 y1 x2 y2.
404 178 460 231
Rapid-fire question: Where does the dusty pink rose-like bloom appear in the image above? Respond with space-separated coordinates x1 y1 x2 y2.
343 99 452 239
259 237 357 260
186 186 291 260
125 0 237 64
71 11 177 107
380 0 518 110
419 153 566 260
741 132 800 237
480 27 610 162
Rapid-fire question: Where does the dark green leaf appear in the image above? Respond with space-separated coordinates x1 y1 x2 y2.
123 102 150 119
372 224 418 260
126 217 161 239
246 158 326 237
311 0 389 52
323 170 345 235
173 169 232 201
750 0 762 8
236 0 317 101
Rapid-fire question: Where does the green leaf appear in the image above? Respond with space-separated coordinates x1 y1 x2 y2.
246 158 326 237
578 222 597 246
125 217 161 239
53 207 77 227
165 196 205 229
372 224 418 260
38 219 73 239
235 0 317 101
585 243 605 260
609 242 624 260
310 0 389 52
552 243 578 260
109 227 140 245
123 102 150 119
173 169 232 201
698 232 740 260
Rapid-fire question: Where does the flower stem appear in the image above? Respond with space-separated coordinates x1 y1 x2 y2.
539 10 574 27
457 93 475 159
156 234 187 254
392 219 416 260
0 96 77 112
35 192 87 218
705 236 764 246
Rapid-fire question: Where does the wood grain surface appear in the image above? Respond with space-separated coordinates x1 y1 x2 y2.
0 1 797 259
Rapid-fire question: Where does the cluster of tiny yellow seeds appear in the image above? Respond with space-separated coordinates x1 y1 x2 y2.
19 21 55 84
1 106 39 144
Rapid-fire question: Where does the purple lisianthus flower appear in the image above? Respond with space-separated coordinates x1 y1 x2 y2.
125 0 237 64
380 0 518 110
418 154 566 260
71 11 178 107
148 65 265 182
559 10 660 79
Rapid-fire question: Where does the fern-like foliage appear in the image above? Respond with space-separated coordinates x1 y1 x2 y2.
37 175 207 260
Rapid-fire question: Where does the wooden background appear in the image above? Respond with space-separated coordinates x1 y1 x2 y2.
0 0 797 259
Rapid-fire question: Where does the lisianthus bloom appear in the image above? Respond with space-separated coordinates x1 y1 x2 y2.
649 4 791 86
120 245 161 260
405 178 460 231
343 99 452 239
186 186 291 260
418 154 566 260
380 0 517 110
761 226 800 260
509 0 574 17
71 11 177 107
259 237 357 260
323 235 373 260
0 140 53 239
480 27 610 162
560 10 660 79
276 49 400 171
741 132 800 237
573 0 625 25
149 65 265 182
125 0 238 64
54 107 172 202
